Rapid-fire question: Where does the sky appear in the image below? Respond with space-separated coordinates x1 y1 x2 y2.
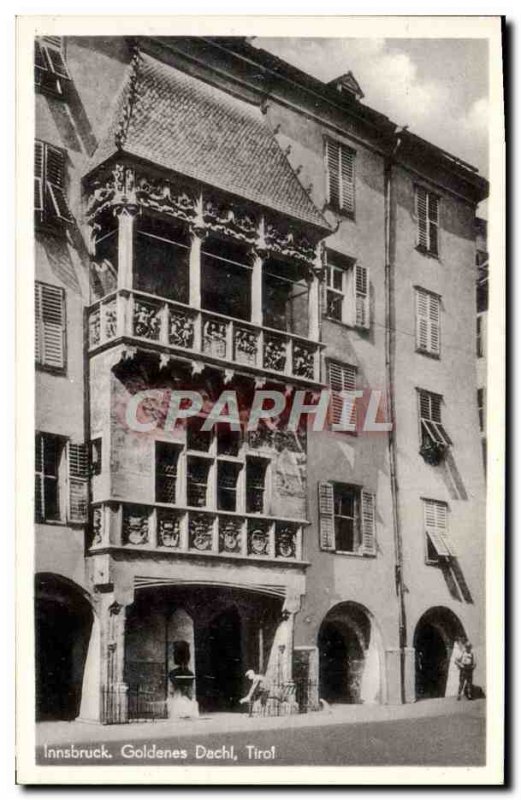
254 37 489 181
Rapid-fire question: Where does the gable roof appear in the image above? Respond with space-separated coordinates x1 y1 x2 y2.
87 52 330 231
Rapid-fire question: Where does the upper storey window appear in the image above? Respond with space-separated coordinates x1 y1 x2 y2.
325 252 370 329
415 185 440 257
325 138 355 217
35 140 72 231
35 36 70 97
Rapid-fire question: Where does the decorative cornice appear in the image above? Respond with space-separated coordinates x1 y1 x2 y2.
114 47 142 151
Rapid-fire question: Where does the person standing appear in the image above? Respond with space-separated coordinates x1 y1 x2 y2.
456 641 476 700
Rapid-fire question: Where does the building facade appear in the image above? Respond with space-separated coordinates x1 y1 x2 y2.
34 35 488 722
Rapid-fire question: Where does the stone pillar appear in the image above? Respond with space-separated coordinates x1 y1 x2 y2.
384 646 416 704
308 268 321 341
116 205 139 291
189 226 206 309
251 249 264 327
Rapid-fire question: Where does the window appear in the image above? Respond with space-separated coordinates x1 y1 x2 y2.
67 442 88 523
423 499 455 563
217 461 242 512
415 288 441 356
318 481 376 556
186 456 211 508
415 186 439 256
35 281 66 370
325 253 369 329
476 313 485 357
35 141 72 228
246 457 269 514
35 433 63 522
35 37 70 96
90 438 102 476
418 390 452 452
156 442 181 504
325 138 355 216
477 388 485 433
327 361 357 428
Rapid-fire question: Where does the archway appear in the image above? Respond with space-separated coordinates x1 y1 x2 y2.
35 574 93 721
414 607 466 700
318 602 382 704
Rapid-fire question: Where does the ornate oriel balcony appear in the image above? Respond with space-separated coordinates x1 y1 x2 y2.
88 289 321 382
91 502 305 563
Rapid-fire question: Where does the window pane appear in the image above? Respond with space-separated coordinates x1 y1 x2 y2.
217 462 241 512
335 517 355 552
43 476 60 520
246 459 268 514
327 291 343 321
187 457 210 507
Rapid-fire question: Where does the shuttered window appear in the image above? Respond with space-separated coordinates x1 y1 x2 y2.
418 389 452 448
35 37 70 96
326 262 345 322
423 499 454 561
68 442 88 524
326 138 355 216
477 388 485 433
327 361 357 428
354 263 370 328
415 186 440 255
416 288 441 355
318 481 376 556
35 140 72 226
35 281 66 370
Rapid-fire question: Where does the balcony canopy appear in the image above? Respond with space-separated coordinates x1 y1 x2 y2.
86 52 330 232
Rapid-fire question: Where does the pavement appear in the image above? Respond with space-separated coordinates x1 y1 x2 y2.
35 698 485 766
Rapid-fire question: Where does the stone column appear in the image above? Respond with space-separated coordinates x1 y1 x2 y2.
251 249 264 327
115 205 139 291
308 269 321 341
189 226 205 309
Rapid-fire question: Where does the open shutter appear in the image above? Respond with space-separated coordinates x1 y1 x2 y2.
424 500 455 558
34 141 44 213
45 145 72 221
326 139 340 208
44 42 70 79
428 193 439 255
318 481 335 551
34 283 42 363
328 361 356 426
416 290 429 351
40 283 65 369
68 442 88 523
415 186 428 250
361 490 376 555
428 293 440 354
340 146 355 215
35 433 44 521
354 264 369 328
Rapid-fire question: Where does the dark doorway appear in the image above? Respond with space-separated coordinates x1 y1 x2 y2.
318 621 364 703
196 606 243 712
414 607 466 700
35 575 93 721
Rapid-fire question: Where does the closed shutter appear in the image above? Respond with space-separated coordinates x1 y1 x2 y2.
68 442 88 523
45 145 72 221
340 146 355 215
328 361 356 425
34 141 44 213
318 481 335 550
326 139 340 208
35 282 65 369
416 289 440 355
354 264 369 328
361 490 376 555
428 193 439 255
415 186 428 250
35 433 44 521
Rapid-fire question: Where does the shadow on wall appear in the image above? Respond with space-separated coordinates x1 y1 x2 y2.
441 559 474 604
39 231 81 294
439 450 469 501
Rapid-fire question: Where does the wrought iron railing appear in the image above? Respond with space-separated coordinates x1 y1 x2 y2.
88 289 322 382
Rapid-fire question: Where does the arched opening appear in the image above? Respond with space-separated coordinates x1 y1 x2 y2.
414 607 466 700
35 574 93 721
318 602 382 705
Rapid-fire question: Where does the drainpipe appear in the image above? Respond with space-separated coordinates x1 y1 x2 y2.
384 130 408 704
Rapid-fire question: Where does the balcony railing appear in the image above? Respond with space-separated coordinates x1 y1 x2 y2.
88 290 322 382
91 502 304 563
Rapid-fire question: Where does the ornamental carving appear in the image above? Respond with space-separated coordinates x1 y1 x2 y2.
133 299 161 340
122 507 149 545
203 318 228 359
103 300 118 340
168 308 195 349
157 513 181 548
234 326 259 365
92 506 103 545
189 513 214 551
219 518 243 554
263 333 287 373
89 307 101 348
275 523 297 559
135 174 196 222
264 222 316 264
203 198 257 243
292 341 315 379
247 521 270 556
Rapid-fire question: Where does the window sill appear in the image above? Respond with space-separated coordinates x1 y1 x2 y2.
324 204 356 222
35 362 67 376
324 315 370 334
415 245 440 261
415 348 440 361
332 550 376 558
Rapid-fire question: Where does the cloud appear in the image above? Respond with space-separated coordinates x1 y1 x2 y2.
254 37 488 176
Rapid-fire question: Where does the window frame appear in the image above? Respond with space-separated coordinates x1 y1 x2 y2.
332 483 361 554
415 286 441 358
414 184 440 258
422 497 454 564
35 37 70 97
35 140 72 230
325 137 356 218
35 280 66 373
417 388 452 450
327 359 358 431
35 432 67 523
